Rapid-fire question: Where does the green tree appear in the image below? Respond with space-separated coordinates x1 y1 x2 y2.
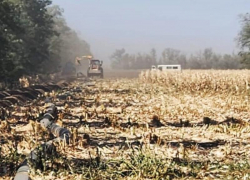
17 0 54 74
47 5 92 72
0 0 24 81
238 13 250 67
160 48 187 67
0 2 92 83
110 48 126 69
0 0 55 82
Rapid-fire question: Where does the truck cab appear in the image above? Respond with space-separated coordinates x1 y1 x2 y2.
152 64 181 71
157 65 181 71
87 59 103 78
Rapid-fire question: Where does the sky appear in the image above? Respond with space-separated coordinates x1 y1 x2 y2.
52 0 250 61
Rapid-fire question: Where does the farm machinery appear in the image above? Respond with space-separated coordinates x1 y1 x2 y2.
75 55 104 78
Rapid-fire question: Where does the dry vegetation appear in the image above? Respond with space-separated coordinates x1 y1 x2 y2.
1 70 250 179
140 70 250 94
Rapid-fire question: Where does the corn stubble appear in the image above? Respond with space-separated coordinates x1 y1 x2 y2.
1 70 250 179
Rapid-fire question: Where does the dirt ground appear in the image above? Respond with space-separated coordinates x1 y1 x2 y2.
103 69 142 79
76 68 143 79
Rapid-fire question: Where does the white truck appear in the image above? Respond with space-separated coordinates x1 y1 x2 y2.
151 65 181 71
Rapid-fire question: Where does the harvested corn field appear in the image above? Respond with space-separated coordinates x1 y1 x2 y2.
1 70 250 179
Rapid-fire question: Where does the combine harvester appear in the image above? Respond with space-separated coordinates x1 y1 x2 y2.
60 55 104 79
75 55 104 78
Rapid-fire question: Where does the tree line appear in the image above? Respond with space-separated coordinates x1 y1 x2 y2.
238 13 250 68
110 48 241 70
0 0 91 83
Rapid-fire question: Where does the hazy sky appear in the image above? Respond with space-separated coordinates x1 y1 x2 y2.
52 0 249 60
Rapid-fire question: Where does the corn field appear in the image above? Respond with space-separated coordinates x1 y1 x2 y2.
1 70 250 179
139 70 250 94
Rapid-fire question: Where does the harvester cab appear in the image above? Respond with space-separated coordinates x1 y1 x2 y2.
87 59 103 78
75 55 104 78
